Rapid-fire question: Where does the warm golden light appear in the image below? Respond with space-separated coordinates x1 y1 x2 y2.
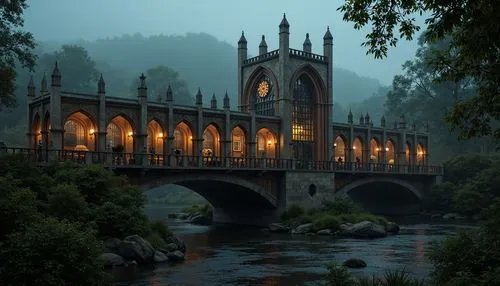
418 151 424 155
128 131 133 137
376 147 380 151
189 136 193 140
89 128 95 135
158 132 163 138
385 147 390 151
267 140 272 145
334 143 337 147
352 146 356 150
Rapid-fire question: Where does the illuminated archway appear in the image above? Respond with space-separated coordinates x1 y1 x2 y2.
352 137 363 162
406 142 412 165
255 128 277 158
147 120 165 154
417 144 425 165
203 124 221 157
32 114 41 148
334 135 346 162
370 138 380 162
107 115 134 153
231 126 246 158
63 112 96 151
174 121 193 156
385 139 396 164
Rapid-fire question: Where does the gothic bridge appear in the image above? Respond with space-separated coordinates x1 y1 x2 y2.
17 15 443 225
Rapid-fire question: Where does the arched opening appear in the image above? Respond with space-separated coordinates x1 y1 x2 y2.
308 184 317 197
255 128 277 158
63 112 96 151
231 126 246 158
369 138 380 162
252 75 275 116
406 142 412 165
352 137 363 162
174 121 193 156
107 115 134 153
32 114 42 148
334 135 346 162
203 124 221 157
292 74 315 161
417 144 425 165
385 139 396 164
147 120 165 155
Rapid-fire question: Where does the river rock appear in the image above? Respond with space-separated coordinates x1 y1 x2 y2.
317 229 333 235
98 253 125 267
104 237 122 253
291 223 313 234
167 250 185 262
442 213 466 220
166 242 179 252
268 223 290 233
340 221 387 238
119 235 155 264
343 258 367 268
153 251 169 263
190 214 212 225
386 222 400 234
165 234 186 253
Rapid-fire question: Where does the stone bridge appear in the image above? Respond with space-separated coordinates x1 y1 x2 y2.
14 15 443 225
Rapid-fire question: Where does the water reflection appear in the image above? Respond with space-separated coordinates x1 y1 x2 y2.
116 206 476 286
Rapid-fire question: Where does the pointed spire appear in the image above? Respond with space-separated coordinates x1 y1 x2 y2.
137 73 147 98
98 74 105 94
381 115 386 128
303 33 312 53
279 13 290 28
211 93 217 109
323 26 333 40
166 84 173 102
195 88 203 106
359 113 365 125
238 31 247 44
259 35 267 48
51 61 61 87
28 75 35 97
223 91 230 110
41 73 48 93
347 109 353 124
365 112 370 125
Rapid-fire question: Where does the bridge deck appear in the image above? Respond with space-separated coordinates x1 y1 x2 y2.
2 148 443 176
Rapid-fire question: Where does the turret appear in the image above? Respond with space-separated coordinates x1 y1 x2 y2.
27 75 35 98
237 31 247 109
347 109 353 124
359 113 364 125
323 26 333 57
137 73 147 98
279 13 290 57
97 74 105 95
365 113 370 125
40 73 48 94
303 33 312 53
166 84 173 102
195 88 203 106
223 91 230 110
259 35 268 55
211 93 217 109
381 115 386 128
51 61 61 87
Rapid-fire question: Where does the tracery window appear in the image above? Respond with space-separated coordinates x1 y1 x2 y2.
64 120 85 147
106 122 122 148
254 75 275 116
292 75 315 160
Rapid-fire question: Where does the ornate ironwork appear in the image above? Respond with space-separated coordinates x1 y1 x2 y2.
254 75 275 116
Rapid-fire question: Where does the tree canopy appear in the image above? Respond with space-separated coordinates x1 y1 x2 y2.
0 0 36 110
339 0 500 141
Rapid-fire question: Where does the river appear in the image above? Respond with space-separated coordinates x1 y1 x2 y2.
115 205 475 286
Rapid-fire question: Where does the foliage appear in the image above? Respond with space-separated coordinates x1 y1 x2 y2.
322 197 362 215
338 0 500 143
38 45 100 92
312 215 341 232
422 182 455 213
0 217 110 286
280 204 305 221
324 262 356 285
0 0 37 110
149 220 172 239
182 203 213 218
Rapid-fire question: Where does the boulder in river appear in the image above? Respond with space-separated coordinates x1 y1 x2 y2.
153 251 169 263
119 235 155 264
291 223 313 234
268 223 290 233
98 253 125 267
166 242 179 252
165 234 186 253
167 250 185 262
385 222 400 234
104 237 122 253
316 229 333 236
343 258 367 268
340 221 387 238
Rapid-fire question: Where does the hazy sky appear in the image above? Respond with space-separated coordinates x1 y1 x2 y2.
23 0 427 85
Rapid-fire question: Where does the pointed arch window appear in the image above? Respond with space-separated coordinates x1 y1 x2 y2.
292 74 315 160
106 122 122 148
64 120 85 147
253 75 275 116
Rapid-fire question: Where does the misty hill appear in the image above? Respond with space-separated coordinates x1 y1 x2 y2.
41 33 382 107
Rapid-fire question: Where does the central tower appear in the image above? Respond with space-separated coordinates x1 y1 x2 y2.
238 14 333 161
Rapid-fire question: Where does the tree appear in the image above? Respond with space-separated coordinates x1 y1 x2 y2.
338 0 500 142
38 45 99 93
130 65 193 105
0 1 37 110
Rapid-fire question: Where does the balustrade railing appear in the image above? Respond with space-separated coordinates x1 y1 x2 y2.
0 148 443 175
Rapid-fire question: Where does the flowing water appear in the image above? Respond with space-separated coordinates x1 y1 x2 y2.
116 205 475 286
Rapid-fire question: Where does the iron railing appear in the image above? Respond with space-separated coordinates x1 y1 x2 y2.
0 148 444 175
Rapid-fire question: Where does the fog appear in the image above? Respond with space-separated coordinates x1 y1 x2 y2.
24 0 426 85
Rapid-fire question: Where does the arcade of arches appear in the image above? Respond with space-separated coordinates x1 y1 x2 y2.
333 135 426 164
57 114 278 158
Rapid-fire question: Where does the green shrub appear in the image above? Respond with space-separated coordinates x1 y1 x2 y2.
149 220 171 239
146 231 168 250
280 204 305 221
312 214 341 231
324 262 356 286
322 197 362 214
